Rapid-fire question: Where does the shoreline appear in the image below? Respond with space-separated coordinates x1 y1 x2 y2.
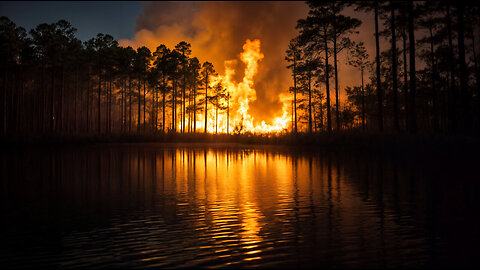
2 132 479 157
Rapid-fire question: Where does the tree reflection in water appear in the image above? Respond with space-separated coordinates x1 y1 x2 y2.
0 144 478 268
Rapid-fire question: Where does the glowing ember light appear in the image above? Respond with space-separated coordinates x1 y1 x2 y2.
199 39 290 134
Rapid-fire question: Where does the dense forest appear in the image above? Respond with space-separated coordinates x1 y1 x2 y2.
0 15 218 137
1 1 479 141
287 1 480 134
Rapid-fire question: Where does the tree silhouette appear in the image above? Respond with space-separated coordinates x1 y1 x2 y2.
168 49 182 132
296 4 333 133
3 2 480 141
188 57 201 133
201 61 215 133
456 3 471 133
134 46 151 133
1 17 27 135
153 44 171 133
311 1 361 131
88 33 118 134
417 2 442 131
212 82 227 134
407 0 417 133
175 41 191 133
347 42 371 130
285 39 301 133
297 58 318 133
389 1 400 131
354 0 386 132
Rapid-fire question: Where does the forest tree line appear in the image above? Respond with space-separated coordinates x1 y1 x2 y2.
286 1 480 135
0 16 229 137
1 0 480 139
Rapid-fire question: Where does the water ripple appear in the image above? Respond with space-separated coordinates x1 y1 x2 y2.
1 145 478 268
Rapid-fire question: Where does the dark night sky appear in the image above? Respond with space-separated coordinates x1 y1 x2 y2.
0 1 142 41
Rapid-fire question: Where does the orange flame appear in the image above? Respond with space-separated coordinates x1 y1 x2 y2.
196 39 290 134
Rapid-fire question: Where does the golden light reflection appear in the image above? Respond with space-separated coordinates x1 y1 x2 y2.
239 202 261 242
157 148 364 265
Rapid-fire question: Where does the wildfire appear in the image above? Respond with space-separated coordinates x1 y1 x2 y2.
199 39 291 134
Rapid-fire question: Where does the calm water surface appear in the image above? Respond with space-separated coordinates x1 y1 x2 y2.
1 144 479 268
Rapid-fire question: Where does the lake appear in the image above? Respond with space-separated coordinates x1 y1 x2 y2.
1 143 479 268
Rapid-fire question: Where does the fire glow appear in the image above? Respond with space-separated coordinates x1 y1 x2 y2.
198 39 291 134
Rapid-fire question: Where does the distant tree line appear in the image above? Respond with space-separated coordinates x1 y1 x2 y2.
0 16 232 137
287 1 480 135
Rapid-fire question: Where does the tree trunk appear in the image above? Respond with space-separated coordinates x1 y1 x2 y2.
361 69 365 130
429 26 439 131
2 63 7 136
402 26 409 131
391 4 399 131
227 94 230 134
153 83 157 132
144 79 146 133
408 0 417 133
40 67 46 133
457 3 471 133
86 70 90 133
10 71 15 134
13 70 18 134
105 78 108 134
109 77 112 133
19 69 25 134
121 78 124 133
98 66 101 135
319 96 324 131
183 73 186 133
162 76 166 133
188 88 191 133
123 79 125 132
129 76 132 133
204 72 208 133
194 76 197 133
98 65 102 135
446 3 457 132
291 100 294 133
74 71 78 133
324 27 332 134
59 67 64 133
472 27 480 131
51 67 55 134
173 80 177 132
308 73 312 133
138 79 141 132
333 20 340 131
375 0 383 132
293 54 298 133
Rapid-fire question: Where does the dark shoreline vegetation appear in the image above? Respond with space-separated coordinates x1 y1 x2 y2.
3 132 479 161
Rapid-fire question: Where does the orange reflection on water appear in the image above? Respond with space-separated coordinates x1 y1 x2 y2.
142 146 363 266
4 145 463 268
161 148 301 260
